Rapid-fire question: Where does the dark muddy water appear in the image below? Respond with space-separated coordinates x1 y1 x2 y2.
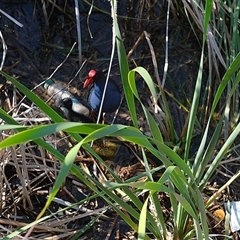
0 1 199 97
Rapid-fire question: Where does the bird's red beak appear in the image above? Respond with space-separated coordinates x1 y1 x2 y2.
83 69 97 88
83 77 93 88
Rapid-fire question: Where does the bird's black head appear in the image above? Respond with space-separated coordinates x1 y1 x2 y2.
83 70 105 88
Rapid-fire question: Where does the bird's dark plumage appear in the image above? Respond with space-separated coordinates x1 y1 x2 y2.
59 98 93 123
83 70 121 115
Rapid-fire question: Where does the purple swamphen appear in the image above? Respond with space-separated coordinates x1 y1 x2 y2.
83 70 121 119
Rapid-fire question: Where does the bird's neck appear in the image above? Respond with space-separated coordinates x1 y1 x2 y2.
94 82 106 92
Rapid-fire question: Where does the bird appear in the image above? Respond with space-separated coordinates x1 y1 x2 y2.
59 98 94 123
83 70 121 120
